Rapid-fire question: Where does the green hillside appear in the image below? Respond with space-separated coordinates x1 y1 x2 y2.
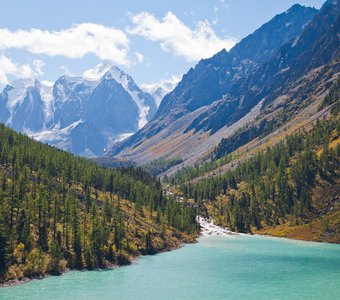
0 124 197 283
167 89 339 242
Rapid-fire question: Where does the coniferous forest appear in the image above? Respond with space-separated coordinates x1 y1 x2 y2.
168 110 339 240
0 77 338 285
0 124 197 283
0 1 339 293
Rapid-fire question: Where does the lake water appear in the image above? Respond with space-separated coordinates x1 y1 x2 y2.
1 235 340 300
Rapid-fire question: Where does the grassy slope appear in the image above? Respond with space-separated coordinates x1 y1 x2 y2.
255 177 340 243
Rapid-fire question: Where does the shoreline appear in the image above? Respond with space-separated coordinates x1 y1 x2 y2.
198 216 340 245
0 236 194 289
253 231 340 245
2 219 337 288
0 218 222 289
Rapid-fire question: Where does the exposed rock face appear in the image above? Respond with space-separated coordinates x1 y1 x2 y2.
0 65 157 157
107 4 337 170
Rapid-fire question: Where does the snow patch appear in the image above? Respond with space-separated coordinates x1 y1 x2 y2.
105 132 134 152
6 78 35 109
54 75 97 105
141 75 180 106
84 63 153 129
115 132 134 142
82 62 112 81
1 63 153 156
79 148 96 158
27 120 82 143
39 81 54 123
104 65 150 129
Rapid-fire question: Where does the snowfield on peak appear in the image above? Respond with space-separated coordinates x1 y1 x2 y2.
6 78 35 110
0 64 157 156
39 80 54 123
84 63 154 129
27 120 83 142
141 75 180 106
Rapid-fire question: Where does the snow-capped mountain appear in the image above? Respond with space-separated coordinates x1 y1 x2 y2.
0 64 157 156
107 3 324 168
83 63 157 128
141 76 180 106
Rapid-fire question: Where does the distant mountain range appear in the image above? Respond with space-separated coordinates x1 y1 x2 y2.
141 77 180 106
107 1 339 175
1 1 338 167
0 64 157 156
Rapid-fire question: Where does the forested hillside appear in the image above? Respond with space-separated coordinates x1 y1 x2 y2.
0 125 197 284
167 90 339 242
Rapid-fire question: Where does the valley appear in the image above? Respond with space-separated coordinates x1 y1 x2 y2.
0 0 339 298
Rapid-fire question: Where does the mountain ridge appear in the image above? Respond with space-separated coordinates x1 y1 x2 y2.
0 65 157 157
106 4 327 169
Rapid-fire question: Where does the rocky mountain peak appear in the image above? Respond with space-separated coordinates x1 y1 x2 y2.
0 64 157 157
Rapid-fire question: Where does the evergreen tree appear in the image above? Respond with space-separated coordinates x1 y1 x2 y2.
0 215 7 276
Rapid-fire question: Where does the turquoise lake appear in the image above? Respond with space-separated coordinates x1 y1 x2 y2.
1 235 340 300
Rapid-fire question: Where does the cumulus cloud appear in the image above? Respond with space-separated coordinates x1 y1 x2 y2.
0 23 131 66
141 75 180 93
82 62 113 80
141 75 181 106
128 11 236 61
0 55 45 84
32 59 45 76
0 55 16 83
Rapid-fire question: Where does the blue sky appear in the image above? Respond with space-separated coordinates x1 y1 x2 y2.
0 0 325 89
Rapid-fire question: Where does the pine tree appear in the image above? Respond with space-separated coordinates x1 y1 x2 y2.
0 215 7 276
71 199 82 268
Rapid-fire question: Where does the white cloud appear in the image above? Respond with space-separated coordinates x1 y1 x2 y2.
128 11 236 61
141 75 181 106
135 52 144 64
0 54 44 84
19 64 34 78
0 23 131 66
141 75 180 93
41 80 54 87
32 59 45 76
60 65 72 75
0 55 17 83
82 62 112 81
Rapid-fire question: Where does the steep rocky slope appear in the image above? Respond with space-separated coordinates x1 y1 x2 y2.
109 1 339 178
0 65 157 157
107 4 323 168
